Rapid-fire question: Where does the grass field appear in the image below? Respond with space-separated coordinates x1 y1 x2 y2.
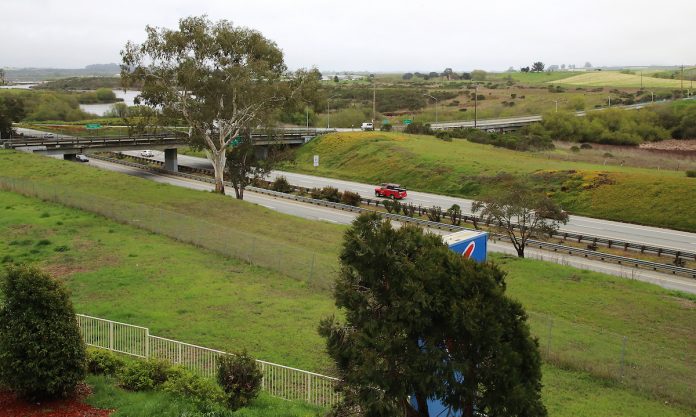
0 151 694 415
86 375 323 417
282 132 696 232
556 71 694 88
1 189 694 416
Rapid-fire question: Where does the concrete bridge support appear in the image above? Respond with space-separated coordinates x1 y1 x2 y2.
63 153 77 161
254 146 269 160
164 148 178 172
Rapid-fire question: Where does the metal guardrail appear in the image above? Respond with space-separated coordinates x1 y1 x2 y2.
89 153 696 279
5 129 334 149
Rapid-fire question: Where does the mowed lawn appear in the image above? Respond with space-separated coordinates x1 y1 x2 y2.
555 71 690 88
1 190 694 417
284 132 696 231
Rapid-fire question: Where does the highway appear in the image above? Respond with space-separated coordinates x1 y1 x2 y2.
89 155 696 294
124 150 696 254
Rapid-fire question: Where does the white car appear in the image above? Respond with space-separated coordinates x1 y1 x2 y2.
75 154 89 163
360 122 374 131
141 150 155 158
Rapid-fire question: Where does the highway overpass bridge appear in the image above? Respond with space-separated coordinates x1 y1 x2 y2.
1 129 332 172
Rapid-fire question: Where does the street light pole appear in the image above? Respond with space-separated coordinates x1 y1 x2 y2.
327 95 338 129
474 85 478 128
553 100 559 112
423 94 439 123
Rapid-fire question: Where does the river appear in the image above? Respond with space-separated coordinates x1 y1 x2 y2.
80 90 140 116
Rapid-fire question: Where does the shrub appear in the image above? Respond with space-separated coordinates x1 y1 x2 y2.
271 176 293 193
217 351 263 410
603 152 614 158
341 191 362 206
118 358 171 391
570 146 580 153
309 187 323 200
435 131 453 141
382 199 401 214
380 123 392 132
320 186 342 203
580 143 593 149
0 265 86 401
86 349 126 376
404 122 433 135
426 206 442 222
162 367 226 409
686 170 696 178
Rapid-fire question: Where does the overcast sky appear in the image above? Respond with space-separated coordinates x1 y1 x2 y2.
2 0 695 72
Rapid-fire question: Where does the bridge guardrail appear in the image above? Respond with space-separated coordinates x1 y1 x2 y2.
89 153 696 279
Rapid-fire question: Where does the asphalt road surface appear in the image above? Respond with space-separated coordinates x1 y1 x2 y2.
123 150 696 254
89 156 696 294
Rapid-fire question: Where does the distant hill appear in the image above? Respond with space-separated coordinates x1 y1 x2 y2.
2 64 121 81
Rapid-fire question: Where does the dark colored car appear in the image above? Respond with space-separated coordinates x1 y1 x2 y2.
375 183 407 199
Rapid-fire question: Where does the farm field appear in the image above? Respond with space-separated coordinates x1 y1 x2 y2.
556 71 693 88
0 152 694 415
284 132 696 232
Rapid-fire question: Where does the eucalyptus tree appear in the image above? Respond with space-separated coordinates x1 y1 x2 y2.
121 15 319 193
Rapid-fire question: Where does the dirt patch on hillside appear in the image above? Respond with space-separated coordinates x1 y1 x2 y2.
640 139 696 152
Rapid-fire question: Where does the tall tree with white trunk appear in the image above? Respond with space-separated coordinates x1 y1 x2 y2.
121 15 319 193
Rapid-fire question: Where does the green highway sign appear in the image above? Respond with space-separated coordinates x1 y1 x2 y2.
382 119 390 125
403 119 412 125
229 136 243 147
85 123 102 129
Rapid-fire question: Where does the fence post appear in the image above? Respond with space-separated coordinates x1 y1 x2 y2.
109 321 114 351
307 373 311 402
145 327 150 359
261 362 265 391
620 336 627 379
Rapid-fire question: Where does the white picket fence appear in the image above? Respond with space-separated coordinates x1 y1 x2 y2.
76 314 341 408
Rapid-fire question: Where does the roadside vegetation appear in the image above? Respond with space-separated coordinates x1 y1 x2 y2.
0 150 694 416
284 131 696 232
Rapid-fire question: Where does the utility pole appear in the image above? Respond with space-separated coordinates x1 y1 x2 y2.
474 84 478 128
608 96 611 107
372 78 376 124
681 65 684 93
553 100 559 112
640 71 643 89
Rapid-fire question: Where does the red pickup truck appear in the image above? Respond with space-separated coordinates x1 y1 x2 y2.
375 183 407 199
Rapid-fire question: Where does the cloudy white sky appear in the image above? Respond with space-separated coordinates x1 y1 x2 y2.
2 0 695 71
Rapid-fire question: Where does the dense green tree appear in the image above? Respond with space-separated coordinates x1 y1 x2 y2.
0 265 86 401
121 15 319 194
471 70 487 81
95 87 117 102
0 96 26 138
320 213 546 417
472 182 568 257
532 62 545 72
402 72 414 80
